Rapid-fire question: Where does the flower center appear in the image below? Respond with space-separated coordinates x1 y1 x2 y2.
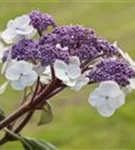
105 96 109 100
16 27 25 31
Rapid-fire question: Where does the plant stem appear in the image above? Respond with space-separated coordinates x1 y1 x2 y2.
13 78 40 133
30 77 40 103
32 78 60 107
0 79 61 130
13 111 34 133
0 102 30 130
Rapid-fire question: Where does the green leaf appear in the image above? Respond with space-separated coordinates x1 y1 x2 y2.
0 108 5 121
38 102 53 126
1 128 57 150
22 137 57 150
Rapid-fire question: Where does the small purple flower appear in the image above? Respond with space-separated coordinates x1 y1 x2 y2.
96 38 120 55
11 38 40 61
88 59 135 86
74 44 98 61
29 10 56 33
39 44 57 66
52 25 95 49
38 42 70 66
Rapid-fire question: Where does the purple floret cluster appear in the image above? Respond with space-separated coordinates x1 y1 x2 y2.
3 10 135 87
88 59 135 86
29 10 56 33
11 24 121 65
11 39 40 61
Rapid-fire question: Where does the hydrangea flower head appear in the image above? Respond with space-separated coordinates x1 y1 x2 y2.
0 10 135 119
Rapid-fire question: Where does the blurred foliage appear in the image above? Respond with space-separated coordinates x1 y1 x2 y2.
0 1 135 149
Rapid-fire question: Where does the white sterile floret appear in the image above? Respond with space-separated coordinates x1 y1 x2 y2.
88 81 125 117
71 74 89 91
5 60 38 90
54 56 89 90
1 15 36 44
40 66 52 84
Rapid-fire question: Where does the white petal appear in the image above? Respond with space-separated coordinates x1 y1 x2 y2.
1 27 17 44
5 64 21 81
54 59 69 81
69 56 80 66
72 76 89 91
11 80 25 91
88 89 99 107
67 64 81 79
98 81 120 97
111 91 125 109
16 25 35 35
1 15 32 44
14 15 31 28
64 79 76 87
20 70 38 86
0 81 9 94
88 89 105 108
26 29 37 39
15 61 33 75
7 20 14 28
97 106 116 117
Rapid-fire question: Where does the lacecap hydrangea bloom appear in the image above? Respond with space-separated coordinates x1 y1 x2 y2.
0 10 135 149
0 10 135 119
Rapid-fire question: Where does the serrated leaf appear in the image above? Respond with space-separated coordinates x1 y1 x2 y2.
22 137 57 150
38 102 53 126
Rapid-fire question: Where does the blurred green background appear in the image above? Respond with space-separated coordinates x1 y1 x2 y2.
0 0 135 149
